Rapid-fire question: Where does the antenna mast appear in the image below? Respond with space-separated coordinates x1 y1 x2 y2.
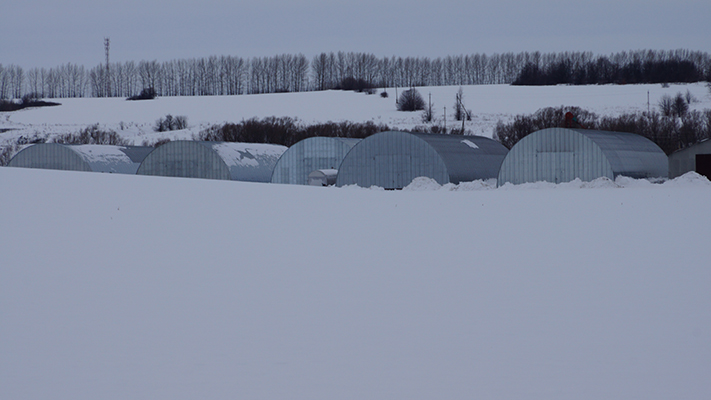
104 37 111 97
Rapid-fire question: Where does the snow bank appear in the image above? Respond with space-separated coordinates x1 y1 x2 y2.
403 176 497 191
662 171 711 187
1 166 710 400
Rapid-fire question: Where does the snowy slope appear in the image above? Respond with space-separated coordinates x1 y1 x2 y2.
1 166 710 400
2 83 710 146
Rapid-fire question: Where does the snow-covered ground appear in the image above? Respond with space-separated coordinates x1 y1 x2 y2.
1 83 711 400
2 82 710 146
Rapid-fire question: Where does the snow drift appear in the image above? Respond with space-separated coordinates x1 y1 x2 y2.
1 166 709 400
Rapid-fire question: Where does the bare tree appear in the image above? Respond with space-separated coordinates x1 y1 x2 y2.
453 87 471 121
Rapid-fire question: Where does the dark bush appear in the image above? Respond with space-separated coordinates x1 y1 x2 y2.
0 98 60 112
397 88 425 112
336 77 374 92
21 92 42 104
0 100 19 112
128 87 157 101
672 92 689 117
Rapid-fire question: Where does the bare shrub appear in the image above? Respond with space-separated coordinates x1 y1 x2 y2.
155 114 188 132
197 117 390 146
0 144 21 165
658 94 674 117
684 89 696 104
493 106 598 149
453 87 471 121
52 124 129 145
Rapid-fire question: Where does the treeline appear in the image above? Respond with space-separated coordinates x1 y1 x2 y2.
493 105 711 155
513 49 711 85
2 49 710 99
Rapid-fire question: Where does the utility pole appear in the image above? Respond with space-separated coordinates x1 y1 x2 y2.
427 92 432 123
444 107 446 131
104 37 111 97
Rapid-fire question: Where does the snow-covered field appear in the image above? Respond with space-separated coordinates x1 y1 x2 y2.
2 82 711 145
1 83 711 400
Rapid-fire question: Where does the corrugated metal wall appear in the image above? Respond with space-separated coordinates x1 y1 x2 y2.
271 137 360 185
336 131 448 189
8 143 152 174
137 141 231 180
9 143 93 172
71 145 153 174
209 142 286 182
497 128 668 186
335 131 507 189
136 141 286 182
418 134 508 183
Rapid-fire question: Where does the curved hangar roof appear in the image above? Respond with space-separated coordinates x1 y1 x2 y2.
8 143 153 174
271 137 361 185
335 131 509 189
497 128 668 185
136 140 287 182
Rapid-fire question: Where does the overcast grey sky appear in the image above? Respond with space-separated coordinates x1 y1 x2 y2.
3 0 710 69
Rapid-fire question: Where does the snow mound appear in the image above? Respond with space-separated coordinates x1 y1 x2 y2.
404 174 710 191
498 180 559 190
500 176 629 190
403 177 442 191
614 175 656 188
663 171 711 187
403 177 497 191
580 176 621 188
443 179 497 191
340 184 385 191
497 174 711 190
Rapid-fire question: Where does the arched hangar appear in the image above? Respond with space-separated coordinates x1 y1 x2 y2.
8 143 153 174
335 131 509 189
497 128 668 186
136 140 287 182
271 137 361 185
